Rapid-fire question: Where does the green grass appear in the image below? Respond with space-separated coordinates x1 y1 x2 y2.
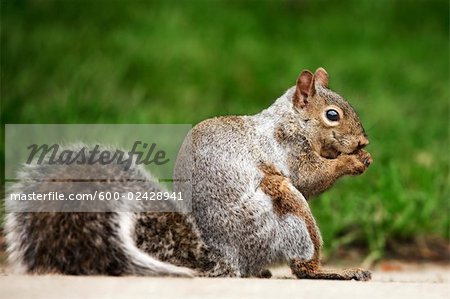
1 0 449 260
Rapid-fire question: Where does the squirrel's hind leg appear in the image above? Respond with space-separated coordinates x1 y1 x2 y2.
135 212 239 277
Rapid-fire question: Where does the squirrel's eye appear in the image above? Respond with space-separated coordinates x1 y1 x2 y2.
326 109 340 122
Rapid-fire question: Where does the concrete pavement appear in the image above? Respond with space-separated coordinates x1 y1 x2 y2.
1 265 449 299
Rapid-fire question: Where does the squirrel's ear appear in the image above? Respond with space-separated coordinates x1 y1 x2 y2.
294 70 314 108
314 67 329 88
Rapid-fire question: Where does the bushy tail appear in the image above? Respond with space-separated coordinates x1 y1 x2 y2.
4 144 196 277
5 212 195 277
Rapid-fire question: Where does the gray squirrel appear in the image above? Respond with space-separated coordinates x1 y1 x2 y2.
5 68 372 280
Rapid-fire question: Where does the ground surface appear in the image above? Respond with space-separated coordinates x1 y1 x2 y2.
1 263 448 299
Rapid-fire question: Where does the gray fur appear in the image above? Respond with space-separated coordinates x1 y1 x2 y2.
4 145 195 276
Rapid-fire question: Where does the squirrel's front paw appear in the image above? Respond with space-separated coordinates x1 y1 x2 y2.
356 150 372 168
340 150 372 175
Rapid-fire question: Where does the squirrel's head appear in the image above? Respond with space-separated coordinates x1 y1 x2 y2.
293 68 369 159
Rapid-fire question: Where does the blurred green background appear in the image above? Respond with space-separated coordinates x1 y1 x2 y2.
1 0 449 262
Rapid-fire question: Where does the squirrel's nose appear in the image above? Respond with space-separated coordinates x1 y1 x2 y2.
357 137 369 150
